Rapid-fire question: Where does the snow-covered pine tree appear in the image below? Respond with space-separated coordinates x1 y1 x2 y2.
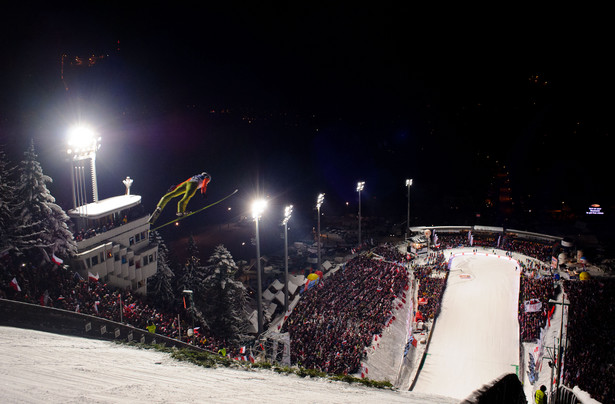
175 235 203 294
0 146 17 255
199 244 250 344
13 140 76 265
147 230 176 309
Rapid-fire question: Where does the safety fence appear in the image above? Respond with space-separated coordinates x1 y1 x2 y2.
0 298 207 353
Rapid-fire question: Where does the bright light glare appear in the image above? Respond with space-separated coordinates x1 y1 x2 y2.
406 179 413 187
357 181 365 192
252 199 267 219
68 125 100 153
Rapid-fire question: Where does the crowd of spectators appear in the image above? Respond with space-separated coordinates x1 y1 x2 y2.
370 244 410 264
518 275 555 342
562 279 615 404
283 248 409 374
435 232 471 249
0 261 227 354
72 205 147 242
74 220 124 242
501 238 553 263
433 231 554 264
412 252 448 320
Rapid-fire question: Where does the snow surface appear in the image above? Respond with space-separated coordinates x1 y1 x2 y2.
67 195 141 219
411 250 520 400
0 326 458 404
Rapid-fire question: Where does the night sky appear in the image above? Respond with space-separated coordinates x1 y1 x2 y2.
1 5 613 247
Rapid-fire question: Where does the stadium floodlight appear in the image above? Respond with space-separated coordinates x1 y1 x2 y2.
316 193 325 271
316 193 325 209
283 205 293 225
357 182 365 246
251 198 267 335
66 125 101 158
406 179 413 238
282 205 293 313
252 199 267 220
67 124 102 206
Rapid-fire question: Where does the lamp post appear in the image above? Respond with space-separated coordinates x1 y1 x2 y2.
282 205 293 314
406 179 413 239
182 289 194 336
549 294 570 396
252 199 267 336
316 193 325 271
356 181 365 246
66 125 101 208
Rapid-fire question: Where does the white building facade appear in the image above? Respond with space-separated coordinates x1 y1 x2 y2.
68 194 158 295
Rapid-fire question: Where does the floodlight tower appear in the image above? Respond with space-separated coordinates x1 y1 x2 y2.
282 205 293 314
357 181 365 246
406 179 413 238
316 193 325 271
252 199 267 336
66 125 101 208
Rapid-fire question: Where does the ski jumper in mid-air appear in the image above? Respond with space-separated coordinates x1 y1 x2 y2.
149 172 211 224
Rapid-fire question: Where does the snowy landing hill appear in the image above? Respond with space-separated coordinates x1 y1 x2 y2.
0 326 458 404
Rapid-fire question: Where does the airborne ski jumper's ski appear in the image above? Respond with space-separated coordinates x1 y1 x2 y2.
149 189 239 232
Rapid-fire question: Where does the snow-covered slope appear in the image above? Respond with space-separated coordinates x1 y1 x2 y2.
411 251 520 399
0 326 458 404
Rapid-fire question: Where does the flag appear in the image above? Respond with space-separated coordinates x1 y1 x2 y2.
94 301 100 314
51 253 64 265
88 272 99 282
73 272 84 281
524 298 543 313
547 305 555 327
10 277 21 292
239 346 246 354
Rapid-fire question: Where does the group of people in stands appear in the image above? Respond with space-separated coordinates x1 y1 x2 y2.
0 262 227 354
433 231 553 264
370 244 411 265
518 276 555 342
412 252 448 320
561 278 614 404
283 247 409 374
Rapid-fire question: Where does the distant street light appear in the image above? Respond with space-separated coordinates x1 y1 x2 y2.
357 181 365 246
406 179 413 239
282 205 293 314
316 193 325 271
66 125 101 206
252 199 267 335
